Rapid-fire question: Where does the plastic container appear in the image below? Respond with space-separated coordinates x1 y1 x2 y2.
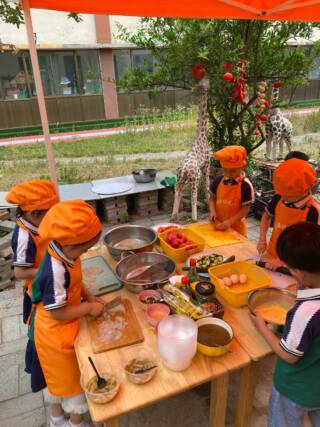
196 317 233 357
158 228 205 263
208 261 272 308
138 290 162 311
80 359 124 404
157 315 198 371
123 345 158 384
146 303 170 327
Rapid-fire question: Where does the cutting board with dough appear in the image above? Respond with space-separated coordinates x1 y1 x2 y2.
87 298 144 354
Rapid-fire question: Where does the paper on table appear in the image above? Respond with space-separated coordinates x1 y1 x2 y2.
186 223 240 248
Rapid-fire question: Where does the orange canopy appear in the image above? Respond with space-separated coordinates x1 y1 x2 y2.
28 0 320 21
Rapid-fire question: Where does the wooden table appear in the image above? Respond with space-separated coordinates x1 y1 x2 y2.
77 244 250 427
76 229 296 427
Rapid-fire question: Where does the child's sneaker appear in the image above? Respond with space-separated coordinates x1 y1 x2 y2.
49 415 67 427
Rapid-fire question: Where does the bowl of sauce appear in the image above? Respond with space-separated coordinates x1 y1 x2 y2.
196 317 233 356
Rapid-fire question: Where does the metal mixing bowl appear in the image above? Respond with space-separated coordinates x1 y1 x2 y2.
248 288 296 324
103 225 158 260
115 252 176 293
132 169 157 183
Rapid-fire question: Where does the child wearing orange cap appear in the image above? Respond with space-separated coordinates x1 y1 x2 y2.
6 179 59 324
28 200 104 427
258 158 320 270
209 145 254 236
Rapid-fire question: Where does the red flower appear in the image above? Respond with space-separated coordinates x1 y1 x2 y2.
192 64 206 80
255 121 261 127
254 130 260 136
255 113 261 119
259 114 268 121
263 99 270 108
223 61 233 71
273 81 282 89
223 72 234 82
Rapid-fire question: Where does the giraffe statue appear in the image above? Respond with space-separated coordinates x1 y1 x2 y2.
171 77 211 222
265 107 293 161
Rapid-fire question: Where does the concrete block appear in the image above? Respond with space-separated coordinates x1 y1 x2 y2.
135 191 158 207
0 268 14 282
0 258 13 271
0 297 23 319
0 365 19 402
102 196 127 209
0 350 25 370
2 315 21 342
0 246 13 258
0 220 15 232
0 279 13 291
0 407 46 427
19 315 28 338
19 364 31 395
0 337 27 357
135 205 159 217
0 391 44 421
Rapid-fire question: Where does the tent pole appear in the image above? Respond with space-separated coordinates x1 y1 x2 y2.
22 0 59 193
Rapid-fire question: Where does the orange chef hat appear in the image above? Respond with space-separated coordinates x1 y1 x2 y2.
6 179 59 211
273 158 317 198
214 145 247 168
39 200 101 245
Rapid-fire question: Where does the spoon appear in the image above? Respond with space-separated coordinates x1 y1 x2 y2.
88 357 107 389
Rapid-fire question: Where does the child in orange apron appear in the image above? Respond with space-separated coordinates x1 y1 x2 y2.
257 158 320 270
29 200 104 427
209 145 254 237
6 179 59 324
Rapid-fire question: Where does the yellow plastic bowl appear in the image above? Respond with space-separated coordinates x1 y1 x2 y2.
196 317 233 357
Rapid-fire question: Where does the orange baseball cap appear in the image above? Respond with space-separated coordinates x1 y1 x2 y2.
6 179 59 211
273 158 317 197
39 200 101 245
214 145 247 168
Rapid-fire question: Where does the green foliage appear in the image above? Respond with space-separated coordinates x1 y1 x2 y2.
0 1 81 27
116 18 320 153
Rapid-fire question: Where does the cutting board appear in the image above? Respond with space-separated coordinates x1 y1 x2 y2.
87 298 144 354
81 256 122 296
186 223 241 248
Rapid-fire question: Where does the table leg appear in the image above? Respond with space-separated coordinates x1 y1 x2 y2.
209 372 229 427
235 362 259 427
102 417 120 427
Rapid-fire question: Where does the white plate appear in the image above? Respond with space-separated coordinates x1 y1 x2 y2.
91 182 132 195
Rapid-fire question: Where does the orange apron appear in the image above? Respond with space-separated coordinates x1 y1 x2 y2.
17 220 48 298
34 247 83 397
267 197 313 258
215 177 247 236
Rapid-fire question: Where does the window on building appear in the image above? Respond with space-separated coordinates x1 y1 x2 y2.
132 49 154 74
113 49 131 81
0 52 30 100
76 50 102 94
38 52 55 96
51 51 79 96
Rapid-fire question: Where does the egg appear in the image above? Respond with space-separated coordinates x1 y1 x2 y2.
230 274 239 284
239 274 248 284
217 278 225 287
223 276 232 287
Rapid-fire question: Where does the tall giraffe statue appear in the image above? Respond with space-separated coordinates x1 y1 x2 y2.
171 77 211 221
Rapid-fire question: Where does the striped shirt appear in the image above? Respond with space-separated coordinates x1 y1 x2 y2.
12 218 38 267
33 242 75 311
280 289 320 357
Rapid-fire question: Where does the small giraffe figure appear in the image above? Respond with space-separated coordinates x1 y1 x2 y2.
171 77 211 222
265 107 293 160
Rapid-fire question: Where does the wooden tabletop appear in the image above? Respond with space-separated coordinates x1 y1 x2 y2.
76 245 250 424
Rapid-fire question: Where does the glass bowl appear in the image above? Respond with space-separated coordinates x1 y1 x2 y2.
123 345 158 385
81 359 124 404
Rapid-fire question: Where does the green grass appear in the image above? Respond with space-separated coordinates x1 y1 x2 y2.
0 123 195 161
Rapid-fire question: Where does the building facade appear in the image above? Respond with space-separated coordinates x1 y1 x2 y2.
0 12 319 130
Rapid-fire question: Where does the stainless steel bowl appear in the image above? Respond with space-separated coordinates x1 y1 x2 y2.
132 169 157 183
103 225 158 260
115 252 176 293
248 288 296 324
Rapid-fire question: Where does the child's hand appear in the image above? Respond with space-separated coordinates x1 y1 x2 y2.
87 293 105 305
250 311 267 332
257 239 267 255
265 257 284 271
215 220 230 231
89 302 105 317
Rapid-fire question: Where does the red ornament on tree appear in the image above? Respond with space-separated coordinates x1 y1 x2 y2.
223 61 233 71
255 113 261 119
273 81 282 89
263 99 270 108
223 72 234 82
192 64 206 80
254 130 260 136
259 114 268 121
233 79 247 103
255 121 261 127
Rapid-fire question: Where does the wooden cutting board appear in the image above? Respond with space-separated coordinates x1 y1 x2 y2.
87 298 144 354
